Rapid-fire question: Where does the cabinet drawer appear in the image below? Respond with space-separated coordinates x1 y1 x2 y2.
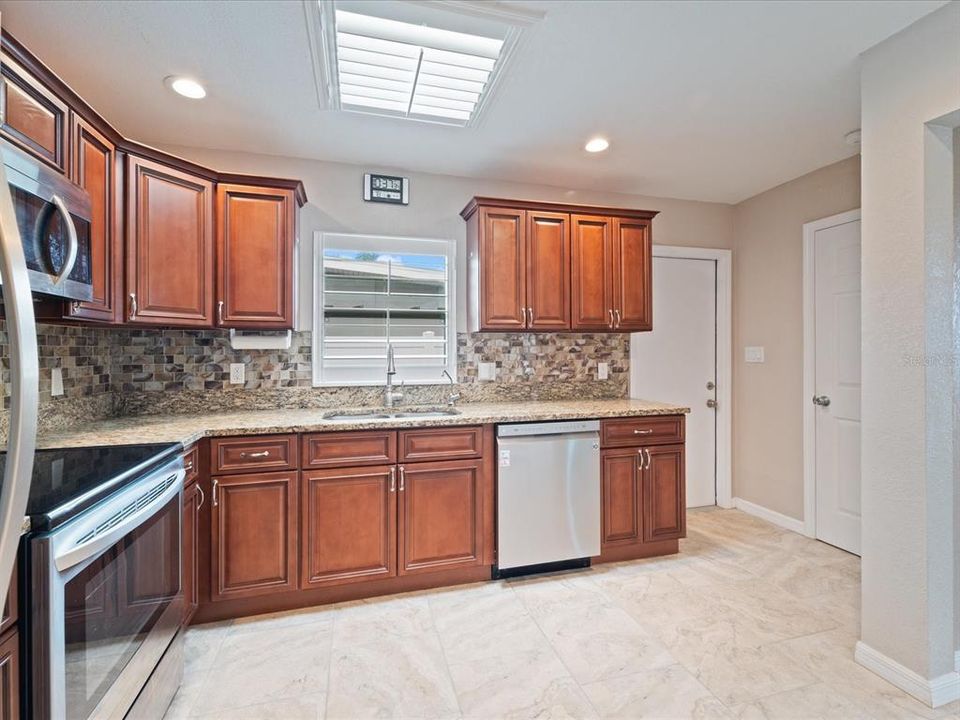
302 431 396 468
211 435 298 474
398 426 484 463
181 444 200 486
601 415 684 448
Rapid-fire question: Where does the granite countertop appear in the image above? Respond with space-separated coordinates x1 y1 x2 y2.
38 399 690 449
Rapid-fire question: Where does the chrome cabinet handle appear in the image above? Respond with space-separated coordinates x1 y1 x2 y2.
645 448 651 470
184 459 194 471
636 450 643 479
389 467 396 493
812 395 831 407
614 309 621 328
212 479 219 507
399 466 405 492
608 309 614 328
526 307 533 326
633 429 653 435
196 484 205 511
48 194 79 285
129 292 138 319
217 300 224 325
240 450 270 458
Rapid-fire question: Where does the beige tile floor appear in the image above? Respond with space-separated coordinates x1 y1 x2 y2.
165 508 960 719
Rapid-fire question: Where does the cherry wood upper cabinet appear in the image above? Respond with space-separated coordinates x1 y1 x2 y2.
0 50 67 172
612 218 652 331
571 214 614 331
643 444 686 542
126 156 214 326
462 198 657 333
300 466 396 588
210 470 298 601
526 211 570 330
216 183 299 329
398 459 484 575
468 206 527 331
65 117 122 322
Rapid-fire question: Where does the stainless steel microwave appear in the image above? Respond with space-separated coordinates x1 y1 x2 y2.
1 140 93 301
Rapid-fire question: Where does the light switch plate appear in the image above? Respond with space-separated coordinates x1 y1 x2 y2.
51 367 64 396
229 363 246 384
478 362 496 382
598 362 609 380
744 346 765 363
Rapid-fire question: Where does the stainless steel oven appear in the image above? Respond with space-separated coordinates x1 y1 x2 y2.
1 139 93 301
29 458 184 720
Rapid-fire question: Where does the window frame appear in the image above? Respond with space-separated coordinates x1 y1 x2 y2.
312 231 457 387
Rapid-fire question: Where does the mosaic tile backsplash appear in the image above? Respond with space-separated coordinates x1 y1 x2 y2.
0 322 630 432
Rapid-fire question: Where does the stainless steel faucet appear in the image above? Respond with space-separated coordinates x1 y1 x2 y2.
384 344 404 407
442 369 460 406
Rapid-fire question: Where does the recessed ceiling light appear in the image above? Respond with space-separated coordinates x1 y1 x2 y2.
585 137 609 153
166 76 206 99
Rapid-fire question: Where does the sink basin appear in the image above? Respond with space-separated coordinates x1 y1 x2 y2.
322 407 461 422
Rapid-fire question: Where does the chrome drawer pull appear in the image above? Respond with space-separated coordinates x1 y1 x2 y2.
212 479 219 507
633 429 654 435
240 450 270 459
196 484 205 511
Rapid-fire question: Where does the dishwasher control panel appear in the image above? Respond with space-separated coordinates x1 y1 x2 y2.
497 420 600 437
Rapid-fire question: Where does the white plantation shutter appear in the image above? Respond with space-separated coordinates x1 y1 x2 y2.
314 233 455 385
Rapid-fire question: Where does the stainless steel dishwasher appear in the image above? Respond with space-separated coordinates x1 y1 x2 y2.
496 420 601 576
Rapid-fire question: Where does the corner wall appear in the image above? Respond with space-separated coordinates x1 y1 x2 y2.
730 155 861 520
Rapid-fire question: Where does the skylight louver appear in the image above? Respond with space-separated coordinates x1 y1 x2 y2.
332 10 505 126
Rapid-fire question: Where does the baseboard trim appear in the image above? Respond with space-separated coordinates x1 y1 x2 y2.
732 497 805 534
855 641 960 708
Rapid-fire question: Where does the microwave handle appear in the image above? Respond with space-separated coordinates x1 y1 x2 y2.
0 154 40 602
49 194 79 285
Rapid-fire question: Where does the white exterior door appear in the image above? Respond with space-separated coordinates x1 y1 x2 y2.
631 256 717 508
813 217 862 555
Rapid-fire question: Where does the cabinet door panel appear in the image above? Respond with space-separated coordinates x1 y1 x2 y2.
217 184 296 328
67 117 121 322
0 629 19 720
127 156 214 326
0 563 15 638
399 459 483 574
571 215 613 330
301 466 396 587
211 471 298 601
479 207 526 330
182 481 199 622
601 448 642 547
526 211 570 330
0 51 67 171
643 444 685 542
612 218 652 331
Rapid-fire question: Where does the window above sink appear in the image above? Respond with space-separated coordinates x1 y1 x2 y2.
312 232 456 386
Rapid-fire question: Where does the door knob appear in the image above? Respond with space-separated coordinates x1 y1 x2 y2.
706 399 718 409
812 395 831 407
706 381 715 390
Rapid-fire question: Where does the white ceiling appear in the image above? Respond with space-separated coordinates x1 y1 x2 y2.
0 0 946 203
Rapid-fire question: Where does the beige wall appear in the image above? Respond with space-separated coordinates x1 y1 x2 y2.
859 0 959 688
730 156 861 519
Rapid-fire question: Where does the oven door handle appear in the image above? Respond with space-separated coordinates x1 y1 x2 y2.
52 469 184 573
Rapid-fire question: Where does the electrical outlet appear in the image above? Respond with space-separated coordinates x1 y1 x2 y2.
229 363 246 384
51 367 64 396
478 362 496 381
598 362 609 380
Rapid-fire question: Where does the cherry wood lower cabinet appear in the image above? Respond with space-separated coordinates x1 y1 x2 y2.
210 471 299 601
0 629 19 720
301 466 396 587
399 459 484 575
598 416 686 562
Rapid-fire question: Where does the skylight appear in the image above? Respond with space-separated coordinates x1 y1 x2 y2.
333 10 505 125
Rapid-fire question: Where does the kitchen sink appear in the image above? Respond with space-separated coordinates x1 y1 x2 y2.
322 407 461 422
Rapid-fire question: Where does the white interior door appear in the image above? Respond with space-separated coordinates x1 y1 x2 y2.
631 256 717 508
813 218 861 555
